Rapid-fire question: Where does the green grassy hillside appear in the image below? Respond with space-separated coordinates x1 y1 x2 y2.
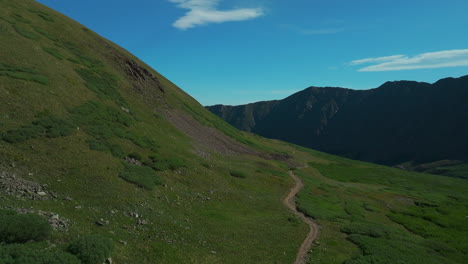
0 0 466 263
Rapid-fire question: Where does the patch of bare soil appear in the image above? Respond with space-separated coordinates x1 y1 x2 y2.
165 110 261 156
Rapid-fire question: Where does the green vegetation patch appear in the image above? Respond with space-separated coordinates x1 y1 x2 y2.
70 100 146 157
0 210 51 243
28 9 55 22
143 155 187 171
75 68 125 104
299 161 468 264
2 116 74 143
119 165 163 190
13 25 40 40
33 27 58 41
59 41 104 70
0 244 80 264
11 13 31 24
70 101 133 139
87 139 126 158
42 47 64 60
229 170 247 179
0 15 16 25
0 63 48 85
67 235 114 264
341 222 400 239
344 234 456 264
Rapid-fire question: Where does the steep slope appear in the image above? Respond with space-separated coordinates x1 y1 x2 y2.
207 77 468 177
0 0 307 263
0 1 467 264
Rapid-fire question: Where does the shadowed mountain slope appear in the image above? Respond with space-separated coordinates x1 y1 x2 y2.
207 76 468 177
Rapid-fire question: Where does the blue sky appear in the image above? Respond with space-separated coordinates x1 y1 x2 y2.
37 0 468 105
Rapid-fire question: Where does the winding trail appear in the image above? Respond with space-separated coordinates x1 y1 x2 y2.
284 170 320 264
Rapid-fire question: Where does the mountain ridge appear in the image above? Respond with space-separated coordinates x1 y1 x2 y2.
207 75 468 176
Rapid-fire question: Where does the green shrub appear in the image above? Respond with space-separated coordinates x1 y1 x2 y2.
124 133 158 149
0 212 52 243
12 14 31 24
70 101 133 140
13 25 40 40
344 255 393 264
0 15 16 25
128 152 143 161
341 222 398 238
58 41 104 70
2 117 74 143
119 165 163 190
0 244 80 264
143 155 186 171
71 101 137 158
0 63 48 85
67 235 113 264
87 140 126 158
33 27 58 41
67 57 81 64
28 9 55 22
42 47 64 60
230 170 247 179
37 13 54 22
75 68 124 104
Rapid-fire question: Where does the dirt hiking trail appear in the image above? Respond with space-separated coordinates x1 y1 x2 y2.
284 170 320 264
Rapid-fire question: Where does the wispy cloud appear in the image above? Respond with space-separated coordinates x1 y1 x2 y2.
350 55 406 65
351 49 468 72
169 0 264 30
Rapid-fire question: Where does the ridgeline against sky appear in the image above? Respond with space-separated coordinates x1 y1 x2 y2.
37 0 468 105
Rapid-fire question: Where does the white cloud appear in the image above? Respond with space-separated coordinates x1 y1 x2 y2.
169 0 264 30
350 55 406 65
351 49 468 72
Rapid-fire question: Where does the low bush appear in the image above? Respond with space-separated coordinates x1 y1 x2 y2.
33 27 58 41
341 222 397 238
0 244 80 264
0 212 52 243
119 164 163 190
75 68 124 104
2 116 74 143
70 101 133 139
13 25 40 40
230 170 247 179
67 235 114 264
28 9 55 22
88 140 126 158
0 63 48 85
128 152 143 161
143 155 186 171
42 47 64 60
12 14 31 24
